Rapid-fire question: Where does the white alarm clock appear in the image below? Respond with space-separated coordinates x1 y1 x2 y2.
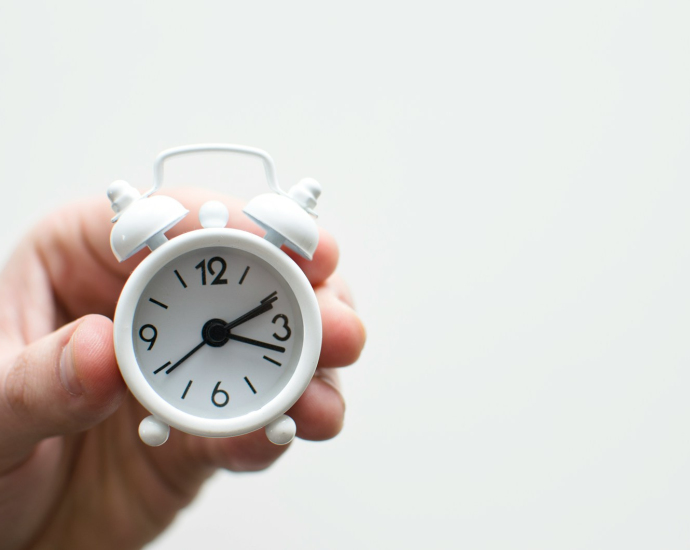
106 144 322 447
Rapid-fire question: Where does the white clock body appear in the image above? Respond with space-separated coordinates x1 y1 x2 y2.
113 228 322 439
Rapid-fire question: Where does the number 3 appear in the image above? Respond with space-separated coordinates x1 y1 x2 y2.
272 314 291 341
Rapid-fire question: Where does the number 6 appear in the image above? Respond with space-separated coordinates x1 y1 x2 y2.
211 381 230 407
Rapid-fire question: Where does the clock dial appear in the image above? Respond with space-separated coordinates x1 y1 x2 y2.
131 246 305 420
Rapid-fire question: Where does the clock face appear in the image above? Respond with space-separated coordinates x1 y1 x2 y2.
131 245 305 420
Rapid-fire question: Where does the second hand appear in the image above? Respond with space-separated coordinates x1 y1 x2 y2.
165 341 206 374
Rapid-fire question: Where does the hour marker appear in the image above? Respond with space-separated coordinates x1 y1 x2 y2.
174 270 187 288
149 298 169 309
244 376 257 394
263 356 282 367
154 361 172 374
261 290 277 303
239 266 250 285
181 380 193 399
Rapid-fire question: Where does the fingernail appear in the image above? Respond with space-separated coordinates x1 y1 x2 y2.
59 340 83 396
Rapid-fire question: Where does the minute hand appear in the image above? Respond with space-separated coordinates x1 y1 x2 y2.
228 334 286 352
224 295 277 331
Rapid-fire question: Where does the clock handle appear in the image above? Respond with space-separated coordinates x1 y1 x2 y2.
145 143 290 200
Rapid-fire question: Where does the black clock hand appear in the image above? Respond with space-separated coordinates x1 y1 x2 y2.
165 340 207 374
228 334 286 352
165 293 279 375
223 292 278 331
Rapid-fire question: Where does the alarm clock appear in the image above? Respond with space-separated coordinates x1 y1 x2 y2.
106 144 322 447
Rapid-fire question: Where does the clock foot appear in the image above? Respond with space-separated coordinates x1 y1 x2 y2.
265 415 296 445
139 415 170 446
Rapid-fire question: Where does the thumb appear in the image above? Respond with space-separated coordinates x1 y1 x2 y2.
0 314 126 464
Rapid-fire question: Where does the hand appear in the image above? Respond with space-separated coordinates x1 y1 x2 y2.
0 190 366 550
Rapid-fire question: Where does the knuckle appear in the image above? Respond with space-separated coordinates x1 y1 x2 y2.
332 311 366 366
348 316 367 359
2 354 30 420
221 434 287 472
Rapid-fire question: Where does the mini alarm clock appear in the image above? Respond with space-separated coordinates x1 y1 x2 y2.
106 144 322 447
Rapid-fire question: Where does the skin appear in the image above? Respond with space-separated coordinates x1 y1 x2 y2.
0 190 366 550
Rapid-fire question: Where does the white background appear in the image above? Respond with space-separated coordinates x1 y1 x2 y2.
1 1 690 548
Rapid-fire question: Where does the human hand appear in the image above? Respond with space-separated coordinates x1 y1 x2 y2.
0 190 366 550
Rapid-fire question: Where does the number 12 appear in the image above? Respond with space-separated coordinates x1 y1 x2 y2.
195 257 228 285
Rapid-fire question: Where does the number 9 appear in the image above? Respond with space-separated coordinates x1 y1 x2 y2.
139 324 158 350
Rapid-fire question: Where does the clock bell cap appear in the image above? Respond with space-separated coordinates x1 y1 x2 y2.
108 181 189 262
243 179 320 260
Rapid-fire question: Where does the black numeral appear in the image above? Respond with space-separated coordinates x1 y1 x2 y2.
211 381 229 407
272 314 292 341
195 260 206 285
195 257 228 285
139 324 158 350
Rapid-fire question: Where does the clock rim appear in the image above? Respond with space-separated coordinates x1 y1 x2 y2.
113 228 322 438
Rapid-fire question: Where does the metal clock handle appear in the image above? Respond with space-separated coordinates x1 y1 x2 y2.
148 143 322 260
145 143 288 200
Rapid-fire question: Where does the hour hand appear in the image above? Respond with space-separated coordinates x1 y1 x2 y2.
228 334 285 353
